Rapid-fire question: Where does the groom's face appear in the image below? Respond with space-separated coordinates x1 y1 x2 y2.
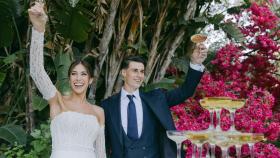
122 61 145 92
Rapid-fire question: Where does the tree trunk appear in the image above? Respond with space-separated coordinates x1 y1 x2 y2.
92 0 121 100
156 28 185 80
155 0 197 81
145 0 169 83
103 0 136 98
26 27 35 133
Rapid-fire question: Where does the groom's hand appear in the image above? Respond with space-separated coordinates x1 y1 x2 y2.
190 43 208 65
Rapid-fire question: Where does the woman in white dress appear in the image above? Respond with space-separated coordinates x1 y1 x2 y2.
28 2 106 158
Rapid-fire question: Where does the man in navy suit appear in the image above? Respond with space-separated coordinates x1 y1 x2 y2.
101 43 207 158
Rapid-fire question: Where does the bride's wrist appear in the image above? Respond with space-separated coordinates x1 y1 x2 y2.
33 25 45 33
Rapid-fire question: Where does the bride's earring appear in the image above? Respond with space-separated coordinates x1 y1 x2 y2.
88 84 94 100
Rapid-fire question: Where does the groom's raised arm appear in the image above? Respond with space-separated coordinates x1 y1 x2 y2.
165 43 207 107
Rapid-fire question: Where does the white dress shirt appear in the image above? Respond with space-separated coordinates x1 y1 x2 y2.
190 62 205 72
121 88 143 137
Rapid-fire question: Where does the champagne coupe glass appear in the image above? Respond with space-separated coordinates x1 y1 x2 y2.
167 130 186 158
200 97 226 131
190 34 208 47
189 131 211 158
212 140 228 157
228 99 246 131
228 132 242 158
200 99 216 130
184 131 198 158
229 132 252 158
210 132 235 158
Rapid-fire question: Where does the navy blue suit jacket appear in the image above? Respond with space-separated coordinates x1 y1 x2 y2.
101 68 204 158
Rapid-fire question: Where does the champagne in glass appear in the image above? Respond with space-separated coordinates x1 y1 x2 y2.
200 97 226 131
189 131 211 158
227 99 246 131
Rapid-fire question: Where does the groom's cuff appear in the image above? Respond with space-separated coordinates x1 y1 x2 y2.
190 62 205 72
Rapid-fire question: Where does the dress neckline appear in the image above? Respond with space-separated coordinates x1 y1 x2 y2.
51 111 102 127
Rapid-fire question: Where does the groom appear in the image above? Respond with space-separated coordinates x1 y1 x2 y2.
101 44 207 158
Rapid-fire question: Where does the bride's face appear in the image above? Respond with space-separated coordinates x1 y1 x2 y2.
69 63 93 95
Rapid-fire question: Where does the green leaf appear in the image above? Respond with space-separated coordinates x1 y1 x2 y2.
221 23 245 43
227 3 251 15
54 51 72 95
0 72 6 87
172 58 189 74
208 13 225 25
187 20 207 33
193 16 208 23
56 79 71 95
0 124 27 145
30 129 41 139
227 6 242 14
0 0 21 47
269 140 280 148
31 140 47 153
0 17 13 47
3 54 17 65
32 94 48 111
52 8 91 42
0 0 21 17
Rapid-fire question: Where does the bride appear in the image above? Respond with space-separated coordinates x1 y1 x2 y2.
28 2 106 158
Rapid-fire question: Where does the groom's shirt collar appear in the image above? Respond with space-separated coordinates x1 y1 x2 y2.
121 88 141 101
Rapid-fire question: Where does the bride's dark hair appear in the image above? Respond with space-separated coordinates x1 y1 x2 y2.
68 59 94 78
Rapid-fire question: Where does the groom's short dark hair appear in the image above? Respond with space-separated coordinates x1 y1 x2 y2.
121 56 146 70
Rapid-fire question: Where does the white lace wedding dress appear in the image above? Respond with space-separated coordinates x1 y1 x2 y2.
50 111 104 158
30 28 106 158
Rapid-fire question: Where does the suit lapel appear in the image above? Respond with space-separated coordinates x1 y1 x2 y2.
108 93 124 146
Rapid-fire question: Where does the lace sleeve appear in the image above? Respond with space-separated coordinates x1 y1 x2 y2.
94 126 107 158
30 28 57 100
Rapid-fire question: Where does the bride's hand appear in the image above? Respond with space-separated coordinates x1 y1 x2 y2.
28 2 47 32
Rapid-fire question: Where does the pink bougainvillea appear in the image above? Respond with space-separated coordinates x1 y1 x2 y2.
169 2 280 158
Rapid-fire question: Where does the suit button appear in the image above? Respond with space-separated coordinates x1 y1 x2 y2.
142 146 146 150
130 147 134 150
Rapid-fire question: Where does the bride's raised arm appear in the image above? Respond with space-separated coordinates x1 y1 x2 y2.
29 2 57 102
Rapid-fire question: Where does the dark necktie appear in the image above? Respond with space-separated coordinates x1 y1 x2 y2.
127 95 138 140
